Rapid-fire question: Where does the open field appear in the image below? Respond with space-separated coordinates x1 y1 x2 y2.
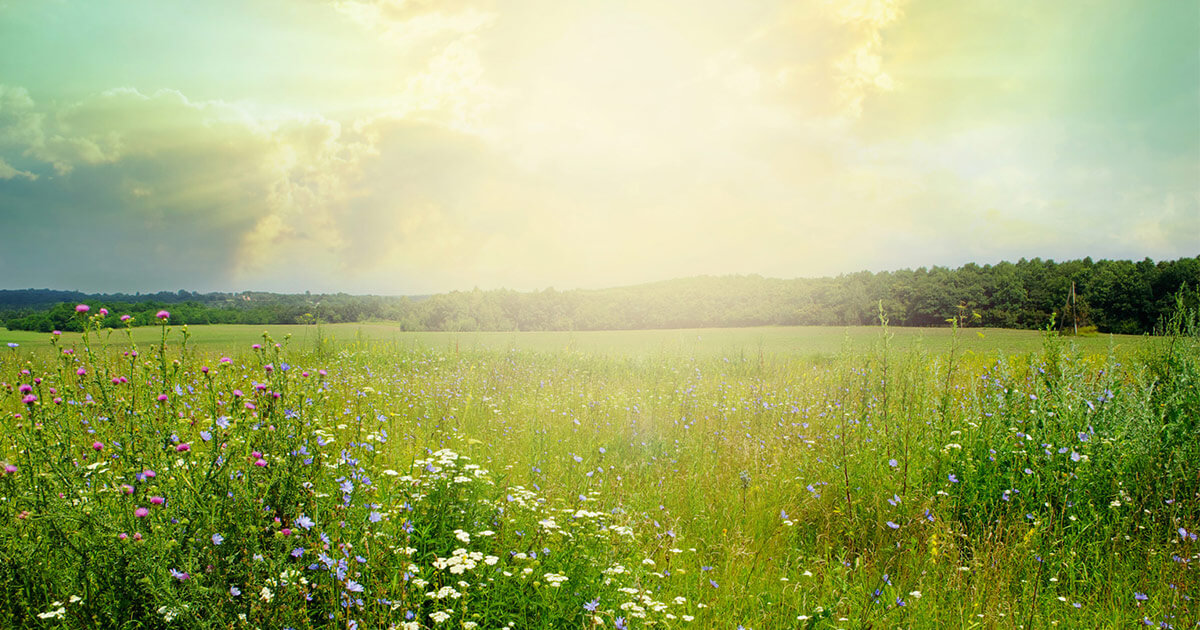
0 315 1195 628
0 323 1155 360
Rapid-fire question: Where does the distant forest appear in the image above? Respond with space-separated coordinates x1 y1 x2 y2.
2 256 1197 335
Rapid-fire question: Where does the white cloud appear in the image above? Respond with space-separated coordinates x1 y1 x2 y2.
0 156 34 180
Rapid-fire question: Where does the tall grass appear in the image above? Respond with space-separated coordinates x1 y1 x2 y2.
0 308 1195 628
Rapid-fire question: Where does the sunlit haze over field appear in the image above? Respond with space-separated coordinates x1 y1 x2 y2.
0 1 1196 293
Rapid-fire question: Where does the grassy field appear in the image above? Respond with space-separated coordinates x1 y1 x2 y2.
0 315 1194 628
0 323 1154 359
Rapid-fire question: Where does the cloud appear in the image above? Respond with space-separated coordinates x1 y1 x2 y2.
0 85 41 144
691 0 906 124
0 86 366 290
0 85 45 178
830 0 905 116
0 2 1194 294
0 79 540 292
330 0 494 48
0 158 32 180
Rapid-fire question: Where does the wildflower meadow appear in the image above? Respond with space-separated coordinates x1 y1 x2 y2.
0 304 1196 629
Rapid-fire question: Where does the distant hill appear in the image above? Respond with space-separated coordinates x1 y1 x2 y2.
2 255 1197 334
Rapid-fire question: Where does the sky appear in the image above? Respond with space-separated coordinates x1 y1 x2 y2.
0 0 1197 294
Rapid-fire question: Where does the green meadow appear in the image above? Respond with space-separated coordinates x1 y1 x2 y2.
0 323 1154 359
0 315 1194 629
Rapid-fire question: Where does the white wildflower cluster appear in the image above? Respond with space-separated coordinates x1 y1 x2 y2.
156 603 189 622
432 548 485 575
266 568 308 588
603 564 628 576
406 450 492 491
543 572 569 587
426 585 462 600
503 486 540 509
617 588 675 618
38 595 83 620
608 524 636 538
313 428 336 447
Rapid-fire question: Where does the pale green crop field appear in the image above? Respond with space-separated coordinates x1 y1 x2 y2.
0 323 1152 359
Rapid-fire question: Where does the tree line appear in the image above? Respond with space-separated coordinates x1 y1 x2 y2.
2 256 1196 334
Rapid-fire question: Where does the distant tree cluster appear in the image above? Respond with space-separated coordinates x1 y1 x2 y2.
2 256 1196 334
